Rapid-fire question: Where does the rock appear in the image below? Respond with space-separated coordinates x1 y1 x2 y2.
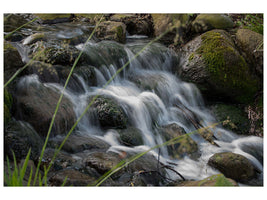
26 61 60 83
210 104 250 135
159 123 199 160
152 14 191 45
192 14 234 33
34 14 74 24
4 41 24 84
14 75 76 137
49 169 96 186
49 134 110 153
208 152 257 183
23 32 47 45
174 174 238 186
179 29 259 103
88 95 128 129
236 29 263 77
4 14 29 32
117 127 144 146
110 14 153 37
96 21 126 43
4 120 44 161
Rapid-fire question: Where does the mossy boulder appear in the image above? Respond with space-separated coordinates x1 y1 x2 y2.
88 96 128 129
175 174 238 186
152 14 191 45
192 14 234 33
236 28 263 77
117 127 144 146
4 41 24 83
159 123 199 160
96 21 126 43
4 14 29 32
4 120 44 161
179 29 259 103
34 14 73 24
14 76 76 137
208 152 257 183
210 104 250 135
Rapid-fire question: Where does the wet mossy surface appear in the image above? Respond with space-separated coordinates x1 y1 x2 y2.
197 30 259 103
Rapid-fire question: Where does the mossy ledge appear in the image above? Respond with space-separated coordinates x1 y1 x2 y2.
197 30 259 103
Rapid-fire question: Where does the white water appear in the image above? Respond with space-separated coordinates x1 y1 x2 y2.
18 40 263 184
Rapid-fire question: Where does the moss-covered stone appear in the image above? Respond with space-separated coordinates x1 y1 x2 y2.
208 152 257 183
192 14 234 33
34 14 73 24
179 29 259 104
176 174 238 186
197 30 258 103
117 127 144 147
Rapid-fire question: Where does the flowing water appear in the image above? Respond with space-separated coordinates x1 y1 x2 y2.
15 27 263 185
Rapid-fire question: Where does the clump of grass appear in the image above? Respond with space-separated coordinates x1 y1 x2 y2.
236 14 263 34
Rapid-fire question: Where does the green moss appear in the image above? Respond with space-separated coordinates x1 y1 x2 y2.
4 41 16 51
197 30 258 103
197 174 234 186
4 89 13 110
115 26 124 42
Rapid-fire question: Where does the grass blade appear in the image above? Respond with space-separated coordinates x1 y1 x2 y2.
19 148 31 185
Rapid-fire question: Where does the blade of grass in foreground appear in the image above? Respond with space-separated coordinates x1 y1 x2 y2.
33 15 104 186
93 122 220 186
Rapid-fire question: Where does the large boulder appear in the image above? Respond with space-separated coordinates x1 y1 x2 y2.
208 152 257 183
179 29 259 103
34 14 74 24
192 14 234 33
14 75 76 137
4 120 44 161
236 28 263 77
95 21 126 43
88 95 128 129
117 127 144 147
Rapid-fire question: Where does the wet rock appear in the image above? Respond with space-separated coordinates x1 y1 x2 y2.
159 123 199 160
210 104 250 135
192 14 234 33
130 171 165 186
96 21 126 43
49 134 110 153
179 29 259 103
49 169 96 186
117 127 144 146
4 14 30 32
236 28 263 77
23 32 47 45
208 152 257 183
174 174 238 186
14 76 76 137
4 41 24 84
4 89 13 126
26 61 60 83
88 95 128 129
4 120 44 161
34 14 74 24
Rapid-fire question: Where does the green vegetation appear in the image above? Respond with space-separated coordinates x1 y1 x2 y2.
236 14 263 34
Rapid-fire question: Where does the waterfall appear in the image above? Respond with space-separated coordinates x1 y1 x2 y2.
16 39 263 184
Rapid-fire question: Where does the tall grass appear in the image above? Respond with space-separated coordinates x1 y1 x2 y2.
4 14 222 186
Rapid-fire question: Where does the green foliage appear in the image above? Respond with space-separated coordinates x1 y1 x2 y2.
236 14 263 34
4 149 32 186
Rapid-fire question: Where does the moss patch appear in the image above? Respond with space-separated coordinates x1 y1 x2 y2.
197 30 258 103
